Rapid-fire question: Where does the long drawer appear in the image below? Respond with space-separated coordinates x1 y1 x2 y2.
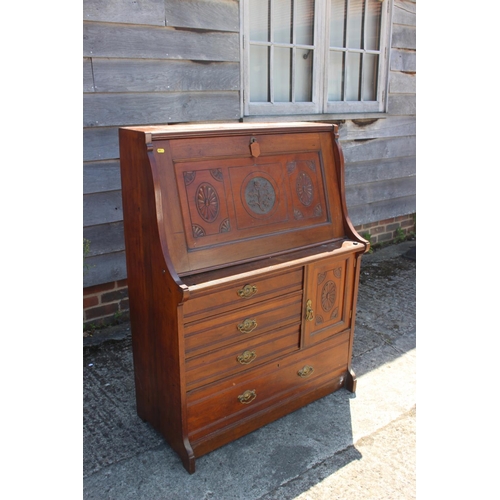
184 291 303 357
187 330 350 442
183 268 303 322
185 323 300 390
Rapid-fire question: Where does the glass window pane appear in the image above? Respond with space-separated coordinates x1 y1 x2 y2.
273 0 292 44
295 0 314 46
365 0 381 51
328 51 344 101
330 0 346 48
347 0 363 49
274 47 292 102
295 48 313 101
250 45 269 101
362 53 378 101
250 0 270 42
346 52 361 100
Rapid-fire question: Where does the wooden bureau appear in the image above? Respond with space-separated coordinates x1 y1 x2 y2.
119 122 369 473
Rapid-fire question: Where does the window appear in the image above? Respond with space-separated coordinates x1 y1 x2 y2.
243 0 391 117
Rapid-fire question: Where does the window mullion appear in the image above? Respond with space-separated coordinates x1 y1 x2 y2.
342 0 349 102
360 0 367 101
269 0 275 103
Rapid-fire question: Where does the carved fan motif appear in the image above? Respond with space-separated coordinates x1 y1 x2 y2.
219 218 231 233
306 160 316 172
321 280 337 312
184 171 196 185
210 169 223 182
192 224 205 238
296 171 313 206
196 183 220 222
334 267 342 278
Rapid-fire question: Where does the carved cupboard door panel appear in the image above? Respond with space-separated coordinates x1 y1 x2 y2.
302 255 355 346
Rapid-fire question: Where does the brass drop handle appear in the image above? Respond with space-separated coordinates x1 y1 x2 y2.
298 365 314 378
238 389 257 404
237 350 257 365
238 284 257 298
237 318 258 333
305 299 314 321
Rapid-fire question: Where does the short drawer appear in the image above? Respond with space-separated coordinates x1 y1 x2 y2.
183 268 303 322
185 323 300 390
184 291 302 357
187 330 350 441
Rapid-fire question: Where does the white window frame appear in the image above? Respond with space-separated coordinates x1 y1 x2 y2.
241 0 393 118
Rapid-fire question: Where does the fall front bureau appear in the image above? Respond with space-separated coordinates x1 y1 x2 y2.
119 122 369 473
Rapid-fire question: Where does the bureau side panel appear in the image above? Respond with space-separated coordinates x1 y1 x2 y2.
119 129 195 471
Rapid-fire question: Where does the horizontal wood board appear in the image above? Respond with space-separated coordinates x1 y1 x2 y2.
83 23 239 62
165 0 239 32
83 0 165 26
84 92 240 127
91 59 239 93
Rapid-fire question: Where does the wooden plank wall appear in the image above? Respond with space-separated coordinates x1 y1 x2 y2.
83 0 416 289
83 0 241 287
341 0 416 226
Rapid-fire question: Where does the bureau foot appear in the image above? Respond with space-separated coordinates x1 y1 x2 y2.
345 367 357 393
180 438 196 474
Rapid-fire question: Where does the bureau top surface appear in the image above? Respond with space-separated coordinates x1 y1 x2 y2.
120 121 335 140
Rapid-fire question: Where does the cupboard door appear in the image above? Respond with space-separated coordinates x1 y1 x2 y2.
303 255 355 346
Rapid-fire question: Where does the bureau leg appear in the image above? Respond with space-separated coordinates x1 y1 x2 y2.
345 367 357 393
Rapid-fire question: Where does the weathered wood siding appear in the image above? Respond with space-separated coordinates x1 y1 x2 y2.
83 0 241 287
83 0 416 288
341 0 416 227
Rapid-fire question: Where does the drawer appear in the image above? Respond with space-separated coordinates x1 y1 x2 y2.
184 291 302 357
186 323 300 390
183 268 303 322
187 330 350 441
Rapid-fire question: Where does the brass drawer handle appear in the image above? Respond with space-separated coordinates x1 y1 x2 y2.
238 389 257 404
237 350 257 365
237 318 258 333
305 299 314 322
298 365 314 378
238 284 257 298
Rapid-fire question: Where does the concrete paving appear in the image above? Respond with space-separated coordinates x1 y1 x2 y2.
83 240 416 499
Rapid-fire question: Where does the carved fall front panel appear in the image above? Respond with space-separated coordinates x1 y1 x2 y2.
174 151 329 250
